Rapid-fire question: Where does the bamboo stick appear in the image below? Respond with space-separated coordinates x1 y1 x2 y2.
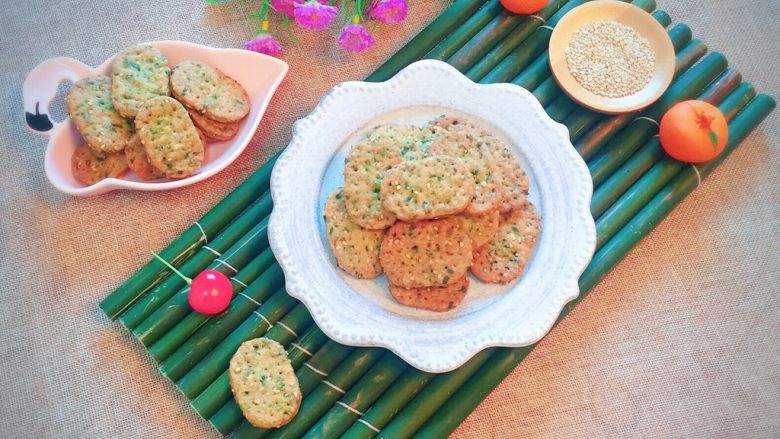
190 304 314 419
301 352 408 438
366 0 488 82
591 69 743 219
119 195 273 329
589 52 727 187
445 11 525 72
131 220 271 346
376 348 495 438
465 0 567 81
410 93 776 439
425 0 504 61
99 151 281 319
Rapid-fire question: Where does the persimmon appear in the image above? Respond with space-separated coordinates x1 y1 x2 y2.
499 0 549 15
659 100 728 163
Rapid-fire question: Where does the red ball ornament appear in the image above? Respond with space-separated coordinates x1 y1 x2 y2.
188 270 234 315
499 0 549 15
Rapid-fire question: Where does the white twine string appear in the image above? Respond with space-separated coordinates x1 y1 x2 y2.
691 164 702 188
357 419 381 433
202 246 220 257
239 293 261 306
290 342 313 357
214 259 238 274
194 221 208 244
540 25 554 31
336 401 364 416
231 278 248 288
303 362 327 377
253 310 271 326
636 116 660 128
529 15 546 24
322 380 346 394
276 321 297 337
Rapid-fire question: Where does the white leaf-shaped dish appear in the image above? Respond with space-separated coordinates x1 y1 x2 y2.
269 60 595 373
23 41 288 196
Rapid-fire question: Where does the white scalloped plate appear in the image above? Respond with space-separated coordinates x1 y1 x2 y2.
269 60 595 373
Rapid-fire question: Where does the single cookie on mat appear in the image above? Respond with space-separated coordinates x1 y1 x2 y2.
229 338 301 429
125 134 165 180
458 210 500 249
135 96 204 179
389 274 470 312
71 143 128 185
188 109 239 141
324 189 384 279
111 45 171 118
343 132 404 230
380 217 472 288
381 156 475 221
170 60 250 123
429 131 502 215
471 202 541 284
66 76 134 153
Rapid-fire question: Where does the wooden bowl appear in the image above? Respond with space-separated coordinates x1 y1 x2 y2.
548 0 675 114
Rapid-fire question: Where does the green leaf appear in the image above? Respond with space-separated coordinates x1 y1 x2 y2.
709 130 719 149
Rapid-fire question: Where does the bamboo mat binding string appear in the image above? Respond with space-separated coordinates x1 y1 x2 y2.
98 0 775 437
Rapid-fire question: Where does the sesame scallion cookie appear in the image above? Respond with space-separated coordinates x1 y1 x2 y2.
381 155 475 221
111 45 171 118
188 108 239 141
135 96 204 179
380 217 472 288
389 274 469 312
66 76 133 153
229 338 301 429
324 189 384 279
458 210 500 249
71 143 128 185
124 134 165 180
471 202 541 284
170 60 249 123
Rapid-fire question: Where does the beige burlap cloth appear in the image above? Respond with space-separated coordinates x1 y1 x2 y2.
0 0 777 437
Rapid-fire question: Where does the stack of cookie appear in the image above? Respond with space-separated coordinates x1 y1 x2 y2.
324 117 542 312
67 45 248 185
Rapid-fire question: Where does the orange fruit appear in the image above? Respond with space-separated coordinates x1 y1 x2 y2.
499 0 550 15
659 100 729 163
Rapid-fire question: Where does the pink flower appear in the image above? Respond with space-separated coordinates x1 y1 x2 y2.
270 0 301 17
243 33 283 57
367 0 407 24
294 1 338 31
337 23 376 52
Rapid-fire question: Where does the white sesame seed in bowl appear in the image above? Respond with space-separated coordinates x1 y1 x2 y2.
549 0 675 114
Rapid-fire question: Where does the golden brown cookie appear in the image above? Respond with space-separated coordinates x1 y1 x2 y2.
135 96 204 179
111 45 171 118
380 218 472 288
381 156 475 222
471 202 541 284
124 134 165 180
324 189 384 279
66 76 133 153
458 210 500 249
389 274 469 312
229 338 301 429
170 60 249 123
71 143 128 185
343 131 404 230
429 131 502 216
188 108 240 141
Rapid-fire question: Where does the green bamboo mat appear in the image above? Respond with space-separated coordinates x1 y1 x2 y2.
100 0 775 437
